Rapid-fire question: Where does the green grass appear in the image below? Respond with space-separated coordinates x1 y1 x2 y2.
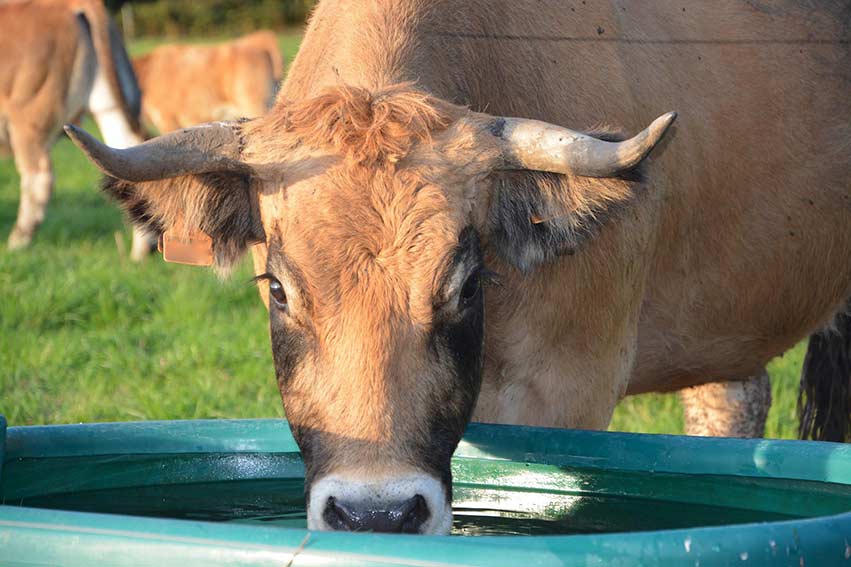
0 124 280 426
0 34 805 437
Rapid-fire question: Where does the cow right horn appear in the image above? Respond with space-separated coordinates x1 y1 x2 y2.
64 121 251 182
492 111 677 178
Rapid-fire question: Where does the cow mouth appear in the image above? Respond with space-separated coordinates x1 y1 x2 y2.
306 473 452 534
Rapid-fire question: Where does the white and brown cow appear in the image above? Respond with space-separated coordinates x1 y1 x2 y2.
132 31 283 133
0 0 154 258
67 0 851 534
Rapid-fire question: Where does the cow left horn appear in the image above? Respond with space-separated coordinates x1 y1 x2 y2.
492 111 676 177
64 121 251 182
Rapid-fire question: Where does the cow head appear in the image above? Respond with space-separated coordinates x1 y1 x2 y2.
66 84 674 534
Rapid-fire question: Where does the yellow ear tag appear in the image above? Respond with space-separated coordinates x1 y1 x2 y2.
161 217 214 266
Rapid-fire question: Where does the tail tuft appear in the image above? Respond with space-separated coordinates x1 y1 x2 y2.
798 310 851 442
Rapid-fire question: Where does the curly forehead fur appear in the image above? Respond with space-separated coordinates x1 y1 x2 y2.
255 83 463 168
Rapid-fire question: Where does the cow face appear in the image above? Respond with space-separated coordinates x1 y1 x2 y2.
244 90 500 533
66 84 673 534
261 217 485 534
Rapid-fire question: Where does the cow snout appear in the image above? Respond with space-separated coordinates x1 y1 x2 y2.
307 473 452 534
323 494 429 533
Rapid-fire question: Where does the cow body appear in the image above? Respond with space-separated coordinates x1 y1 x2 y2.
275 0 851 427
238 30 285 81
0 0 152 257
68 0 851 533
133 32 282 133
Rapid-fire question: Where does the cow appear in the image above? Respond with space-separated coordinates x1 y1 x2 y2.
0 0 155 259
132 31 283 133
237 30 285 82
66 0 851 534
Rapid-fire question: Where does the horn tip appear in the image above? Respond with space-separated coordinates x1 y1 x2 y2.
657 111 677 129
63 123 80 139
63 123 95 149
646 111 677 145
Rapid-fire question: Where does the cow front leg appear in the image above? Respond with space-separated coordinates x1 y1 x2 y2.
8 129 53 250
89 74 155 261
679 370 772 437
129 227 158 262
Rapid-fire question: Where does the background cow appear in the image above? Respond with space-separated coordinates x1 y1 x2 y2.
68 0 851 534
132 31 283 133
0 0 155 259
238 30 285 82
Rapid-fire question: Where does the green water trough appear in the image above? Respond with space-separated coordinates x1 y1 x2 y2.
0 416 849 566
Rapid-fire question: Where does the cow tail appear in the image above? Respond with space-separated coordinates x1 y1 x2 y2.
74 0 144 136
798 309 851 442
107 15 143 123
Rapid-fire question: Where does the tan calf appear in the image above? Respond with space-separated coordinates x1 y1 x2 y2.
132 32 283 133
237 31 285 82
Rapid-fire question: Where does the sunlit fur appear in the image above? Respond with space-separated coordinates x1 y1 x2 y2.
95 0 851 531
273 83 454 167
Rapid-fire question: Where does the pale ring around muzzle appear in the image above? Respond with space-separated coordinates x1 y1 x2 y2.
307 472 452 534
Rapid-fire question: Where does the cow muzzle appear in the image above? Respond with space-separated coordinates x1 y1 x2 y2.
307 473 451 534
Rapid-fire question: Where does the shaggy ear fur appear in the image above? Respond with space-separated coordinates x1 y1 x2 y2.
486 132 646 274
103 172 264 274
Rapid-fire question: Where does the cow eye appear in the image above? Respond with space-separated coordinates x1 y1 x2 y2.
268 278 288 310
459 271 481 307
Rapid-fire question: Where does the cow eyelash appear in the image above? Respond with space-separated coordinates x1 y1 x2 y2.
479 268 501 287
251 272 288 309
251 272 276 284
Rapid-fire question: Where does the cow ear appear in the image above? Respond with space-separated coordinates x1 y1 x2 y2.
485 165 644 274
103 171 264 274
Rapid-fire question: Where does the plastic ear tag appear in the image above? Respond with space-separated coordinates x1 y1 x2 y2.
531 214 560 224
161 217 213 266
531 211 570 224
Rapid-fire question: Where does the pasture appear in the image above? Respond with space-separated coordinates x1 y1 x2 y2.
1 32 804 438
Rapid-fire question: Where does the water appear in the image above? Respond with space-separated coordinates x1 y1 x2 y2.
7 459 833 536
6 450 850 536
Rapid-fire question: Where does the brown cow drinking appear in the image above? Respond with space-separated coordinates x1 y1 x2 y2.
66 1 851 534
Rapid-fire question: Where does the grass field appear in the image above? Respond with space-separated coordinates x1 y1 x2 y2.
1 33 805 438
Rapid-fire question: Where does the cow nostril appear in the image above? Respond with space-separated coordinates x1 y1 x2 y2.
322 496 351 531
323 494 430 533
400 494 429 533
